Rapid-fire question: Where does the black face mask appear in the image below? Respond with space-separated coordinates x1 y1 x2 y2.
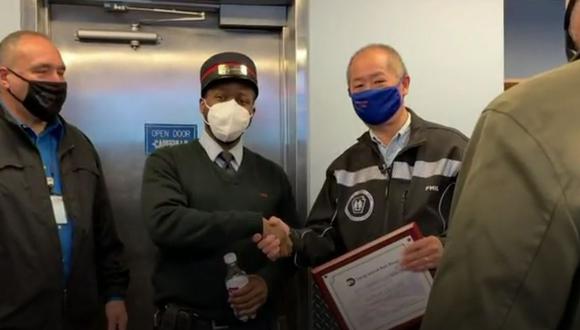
6 68 67 122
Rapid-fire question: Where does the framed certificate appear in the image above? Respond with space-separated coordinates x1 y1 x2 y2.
312 222 432 330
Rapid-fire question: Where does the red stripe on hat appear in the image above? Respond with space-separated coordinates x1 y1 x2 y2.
200 62 256 82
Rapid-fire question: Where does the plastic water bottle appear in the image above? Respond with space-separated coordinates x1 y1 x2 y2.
224 252 249 322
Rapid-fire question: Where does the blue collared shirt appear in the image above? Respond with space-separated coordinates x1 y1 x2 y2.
20 118 74 283
369 112 412 168
199 129 244 171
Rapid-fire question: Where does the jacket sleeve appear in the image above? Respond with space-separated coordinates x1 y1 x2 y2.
292 170 345 267
141 148 263 251
256 171 300 299
91 145 130 300
421 110 579 330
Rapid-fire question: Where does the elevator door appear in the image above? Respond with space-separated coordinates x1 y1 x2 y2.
49 4 285 330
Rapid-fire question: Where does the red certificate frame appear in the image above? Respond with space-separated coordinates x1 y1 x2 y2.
312 222 426 330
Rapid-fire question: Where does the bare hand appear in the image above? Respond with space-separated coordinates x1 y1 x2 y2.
228 274 268 318
105 300 128 330
400 236 443 272
253 217 292 261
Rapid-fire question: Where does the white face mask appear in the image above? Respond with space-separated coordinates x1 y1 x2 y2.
203 99 252 143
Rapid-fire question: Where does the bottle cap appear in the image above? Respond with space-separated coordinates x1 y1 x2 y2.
224 252 237 264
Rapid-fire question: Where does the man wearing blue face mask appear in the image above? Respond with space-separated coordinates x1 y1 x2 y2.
257 44 467 275
141 52 299 330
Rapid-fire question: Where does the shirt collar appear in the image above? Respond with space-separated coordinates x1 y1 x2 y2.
22 117 64 140
369 111 412 148
199 129 244 165
0 100 64 140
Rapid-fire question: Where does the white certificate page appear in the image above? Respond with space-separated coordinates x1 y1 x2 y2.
322 235 433 330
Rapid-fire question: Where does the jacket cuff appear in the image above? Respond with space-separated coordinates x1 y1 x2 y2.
290 228 310 267
107 295 124 302
248 213 263 236
102 284 128 302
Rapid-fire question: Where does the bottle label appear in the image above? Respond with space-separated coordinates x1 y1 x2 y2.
226 275 249 292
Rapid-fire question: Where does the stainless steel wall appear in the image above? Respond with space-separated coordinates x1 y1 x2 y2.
19 0 308 329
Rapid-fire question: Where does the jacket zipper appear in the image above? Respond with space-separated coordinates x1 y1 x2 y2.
58 144 75 323
384 165 393 232
401 190 408 220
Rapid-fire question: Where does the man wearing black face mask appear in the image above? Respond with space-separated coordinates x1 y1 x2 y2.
420 2 580 329
141 52 299 330
0 31 129 330
257 44 467 274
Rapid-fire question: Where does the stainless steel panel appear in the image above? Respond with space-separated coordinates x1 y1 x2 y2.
20 0 50 32
49 4 286 330
47 0 292 7
19 0 310 328
284 0 306 231
220 5 287 28
282 1 310 329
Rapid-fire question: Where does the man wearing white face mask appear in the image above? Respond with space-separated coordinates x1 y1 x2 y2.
202 98 251 144
141 52 299 330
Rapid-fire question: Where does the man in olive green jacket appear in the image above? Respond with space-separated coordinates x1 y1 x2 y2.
421 3 580 329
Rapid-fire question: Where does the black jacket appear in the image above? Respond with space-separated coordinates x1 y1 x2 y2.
0 105 129 330
294 110 468 266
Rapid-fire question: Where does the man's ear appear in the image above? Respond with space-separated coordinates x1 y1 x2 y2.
0 67 10 89
400 75 411 97
199 97 210 122
247 107 256 127
346 86 353 96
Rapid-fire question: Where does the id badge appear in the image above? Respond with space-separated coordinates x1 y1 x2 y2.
50 195 68 224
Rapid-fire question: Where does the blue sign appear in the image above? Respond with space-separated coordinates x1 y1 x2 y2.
145 123 197 155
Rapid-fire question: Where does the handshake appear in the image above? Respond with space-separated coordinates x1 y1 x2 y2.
252 217 293 261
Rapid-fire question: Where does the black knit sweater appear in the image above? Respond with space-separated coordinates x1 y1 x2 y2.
141 140 298 323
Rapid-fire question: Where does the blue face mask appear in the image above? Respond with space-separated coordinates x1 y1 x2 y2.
350 85 402 125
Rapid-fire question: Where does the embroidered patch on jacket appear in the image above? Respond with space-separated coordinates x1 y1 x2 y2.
344 189 374 222
425 185 439 192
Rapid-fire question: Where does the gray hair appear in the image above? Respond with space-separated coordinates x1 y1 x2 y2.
346 43 408 83
0 30 51 66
